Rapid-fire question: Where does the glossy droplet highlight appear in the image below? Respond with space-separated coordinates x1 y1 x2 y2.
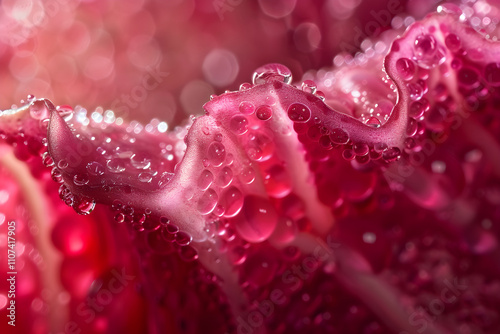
239 101 255 115
236 195 278 243
107 159 126 173
73 174 89 186
445 33 460 51
221 187 244 217
197 170 214 190
382 147 401 162
86 162 105 176
217 166 233 188
287 103 311 123
395 58 416 81
256 105 273 120
252 63 292 85
74 198 96 215
329 128 349 145
207 142 226 167
230 115 249 135
130 153 151 169
197 189 218 215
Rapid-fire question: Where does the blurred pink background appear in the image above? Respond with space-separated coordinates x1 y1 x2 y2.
0 0 440 125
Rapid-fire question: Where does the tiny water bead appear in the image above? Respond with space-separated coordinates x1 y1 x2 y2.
409 99 430 118
130 153 152 169
395 58 416 81
241 167 256 184
29 99 51 120
329 128 349 145
198 169 214 190
382 147 401 162
444 33 461 51
86 161 105 176
236 195 278 243
256 105 273 121
365 117 381 128
73 173 90 186
175 231 193 246
73 198 96 215
220 186 244 217
229 115 249 135
287 103 311 123
458 67 480 88
207 142 226 167
413 34 446 68
252 63 292 85
197 188 218 215
138 172 153 183
217 167 233 188
301 80 317 94
239 101 255 115
106 159 126 173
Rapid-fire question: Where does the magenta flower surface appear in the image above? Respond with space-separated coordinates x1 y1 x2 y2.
1 1 500 334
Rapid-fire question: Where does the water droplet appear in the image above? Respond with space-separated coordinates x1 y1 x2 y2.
256 105 273 120
138 172 153 183
217 166 233 188
395 58 416 81
239 83 253 91
107 159 126 173
51 168 63 183
353 143 369 156
236 195 278 243
74 198 96 215
485 63 500 86
301 80 317 94
239 101 255 115
264 164 292 198
342 148 355 160
165 224 179 234
178 245 198 261
229 115 249 135
207 142 226 167
413 34 446 69
382 147 401 162
197 170 214 190
29 100 50 120
252 63 292 85
176 231 193 246
130 153 151 169
241 167 256 184
42 152 54 167
114 213 125 223
197 189 218 215
365 117 381 128
458 67 480 88
406 118 418 137
444 33 461 51
407 82 424 100
329 128 349 145
287 103 311 122
58 159 69 169
409 99 429 118
221 187 244 217
73 174 89 186
229 245 247 265
86 162 105 176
